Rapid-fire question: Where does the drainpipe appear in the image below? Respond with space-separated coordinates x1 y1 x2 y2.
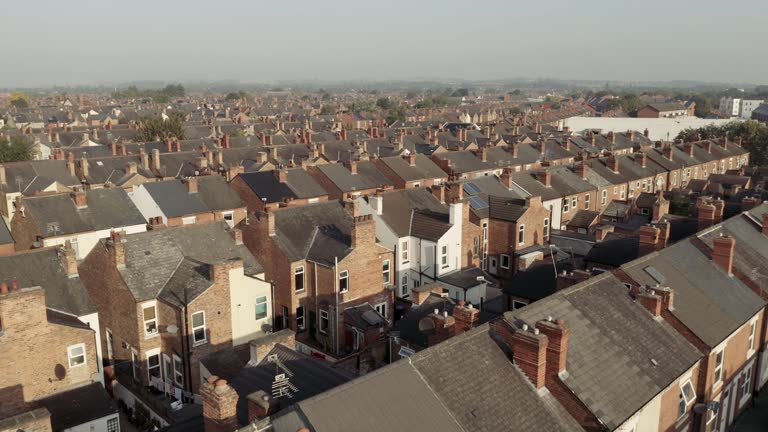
314 262 318 337
334 256 339 355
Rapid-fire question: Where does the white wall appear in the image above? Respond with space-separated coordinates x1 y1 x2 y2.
564 117 740 141
229 270 273 346
62 414 119 432
130 184 166 223
44 224 147 260
113 382 169 428
78 312 104 385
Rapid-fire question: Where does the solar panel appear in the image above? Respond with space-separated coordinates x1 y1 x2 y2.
469 196 489 210
643 266 667 284
463 181 482 195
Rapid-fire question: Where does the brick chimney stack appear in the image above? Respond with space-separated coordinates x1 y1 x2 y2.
536 170 551 187
430 184 445 203
535 318 570 377
712 235 735 275
452 301 479 334
140 148 149 170
186 177 198 194
108 230 126 268
713 199 725 224
576 162 588 179
152 149 161 172
350 214 375 249
763 214 768 236
247 391 278 423
61 241 78 277
274 169 287 183
201 376 239 432
71 191 87 208
498 321 548 389
638 225 661 256
697 198 716 231
500 168 513 189
426 310 456 346
607 155 619 173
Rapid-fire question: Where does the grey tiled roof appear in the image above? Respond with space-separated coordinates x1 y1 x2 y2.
509 273 702 430
195 175 245 211
237 169 327 203
24 188 146 237
316 161 393 192
0 248 95 316
378 154 447 182
272 201 353 265
115 222 261 302
142 180 209 218
620 239 765 347
376 188 448 238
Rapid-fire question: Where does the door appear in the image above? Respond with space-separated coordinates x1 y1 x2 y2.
489 256 498 274
719 389 730 432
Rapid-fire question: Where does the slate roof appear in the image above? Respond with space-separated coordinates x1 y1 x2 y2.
0 218 13 245
0 248 95 316
566 210 600 229
584 233 639 267
236 169 327 203
315 161 393 192
23 188 146 237
142 180 209 218
195 175 245 211
271 201 353 265
433 151 495 175
487 195 528 222
0 160 80 194
282 325 583 432
508 273 703 430
620 239 765 347
38 383 118 431
410 209 451 242
375 188 449 238
377 154 447 182
114 222 262 302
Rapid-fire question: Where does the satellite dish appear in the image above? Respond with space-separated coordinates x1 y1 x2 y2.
166 324 179 334
54 364 67 380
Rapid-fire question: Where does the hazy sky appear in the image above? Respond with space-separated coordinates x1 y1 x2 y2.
2 0 766 87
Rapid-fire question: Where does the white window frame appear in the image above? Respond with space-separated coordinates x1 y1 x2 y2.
500 254 510 269
294 266 305 292
374 302 387 319
339 270 349 293
562 198 569 213
601 189 607 205
146 349 161 381
172 354 184 387
748 320 757 355
296 305 305 330
319 310 329 334
543 218 549 238
713 348 724 389
571 196 577 209
255 296 268 320
518 224 525 245
191 311 207 346
620 185 626 199
68 343 87 368
680 378 695 407
584 194 590 210
142 301 159 339
440 245 449 268
401 240 409 263
382 260 391 285
401 274 408 296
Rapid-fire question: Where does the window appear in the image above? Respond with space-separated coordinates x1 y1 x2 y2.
741 366 753 401
543 219 549 238
401 240 409 263
294 266 305 292
413 280 421 288
620 185 626 199
131 349 140 381
562 198 569 213
382 260 390 285
163 355 172 382
440 245 448 268
571 196 577 209
68 344 86 368
584 194 590 209
500 254 510 269
106 328 114 361
182 216 196 225
173 355 184 387
714 349 724 386
512 300 528 310
319 310 329 334
401 275 408 296
601 189 607 205
191 311 206 345
680 379 695 409
296 306 305 330
748 321 756 352
107 417 119 432
518 225 525 244
142 303 158 338
339 270 349 293
147 351 161 380
255 296 268 320
473 237 479 256
672 172 678 185
374 302 387 319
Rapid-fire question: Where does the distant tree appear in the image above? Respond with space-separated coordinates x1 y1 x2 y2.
225 91 248 101
321 92 332 101
690 94 711 118
405 91 418 99
376 97 394 110
451 88 469 97
228 128 246 138
677 120 768 166
386 105 407 125
320 105 337 116
136 112 185 141
347 100 377 113
753 85 768 98
509 89 522 95
0 135 34 162
668 191 690 216
9 91 30 109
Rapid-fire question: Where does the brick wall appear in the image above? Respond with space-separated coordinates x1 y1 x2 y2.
0 408 52 432
307 167 344 200
0 287 98 419
9 203 40 251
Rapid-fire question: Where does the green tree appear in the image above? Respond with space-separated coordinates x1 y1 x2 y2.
677 120 768 166
668 191 690 216
376 97 394 110
690 94 711 118
320 105 337 116
225 91 248 101
136 113 185 141
451 88 469 97
386 105 407 125
0 135 34 162
9 91 30 109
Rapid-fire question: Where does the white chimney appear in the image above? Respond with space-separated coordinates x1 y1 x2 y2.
370 194 383 215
